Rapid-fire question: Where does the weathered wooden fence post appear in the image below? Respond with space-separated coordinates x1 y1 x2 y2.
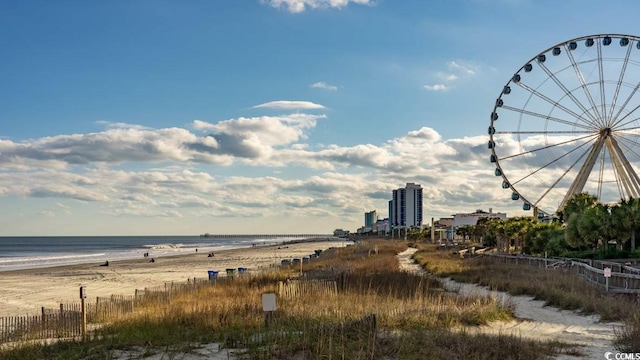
80 286 87 340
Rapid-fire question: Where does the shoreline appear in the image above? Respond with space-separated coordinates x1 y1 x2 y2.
0 239 352 317
0 236 340 273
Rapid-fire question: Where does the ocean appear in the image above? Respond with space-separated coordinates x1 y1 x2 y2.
0 235 327 272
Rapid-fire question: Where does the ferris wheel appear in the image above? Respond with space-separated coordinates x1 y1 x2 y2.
489 34 640 217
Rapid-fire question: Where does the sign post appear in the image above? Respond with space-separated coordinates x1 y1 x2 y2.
262 293 277 329
604 267 612 292
79 285 87 340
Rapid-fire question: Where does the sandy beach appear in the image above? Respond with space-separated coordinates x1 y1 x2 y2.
0 239 351 317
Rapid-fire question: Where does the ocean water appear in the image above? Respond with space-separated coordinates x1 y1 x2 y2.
0 235 325 272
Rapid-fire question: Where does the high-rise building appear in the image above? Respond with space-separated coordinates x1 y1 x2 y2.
391 183 423 228
364 210 377 230
388 200 394 231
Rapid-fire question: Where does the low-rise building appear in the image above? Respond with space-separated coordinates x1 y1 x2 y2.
453 208 507 228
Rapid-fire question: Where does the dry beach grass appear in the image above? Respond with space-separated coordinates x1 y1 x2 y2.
0 239 585 359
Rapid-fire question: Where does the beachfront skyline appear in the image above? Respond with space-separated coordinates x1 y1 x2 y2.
1 0 638 235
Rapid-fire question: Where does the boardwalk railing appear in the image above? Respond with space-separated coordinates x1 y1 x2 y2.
484 253 640 294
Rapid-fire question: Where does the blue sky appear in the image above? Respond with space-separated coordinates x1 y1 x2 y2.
2 0 640 235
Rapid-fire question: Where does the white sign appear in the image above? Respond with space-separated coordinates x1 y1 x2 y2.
604 267 612 278
262 293 276 312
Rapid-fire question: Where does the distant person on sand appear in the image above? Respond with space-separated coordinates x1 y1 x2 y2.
100 261 109 266
150 258 155 263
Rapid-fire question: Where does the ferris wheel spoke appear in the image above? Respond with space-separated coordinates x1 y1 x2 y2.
537 61 600 125
611 104 640 129
564 42 604 122
514 81 601 129
497 130 593 135
498 133 598 161
607 39 634 126
612 124 640 135
501 105 595 130
531 139 596 207
515 81 601 128
597 39 607 125
510 136 594 187
610 81 640 127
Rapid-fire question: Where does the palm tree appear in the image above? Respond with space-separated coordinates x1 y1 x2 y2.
455 225 474 242
486 217 509 253
523 221 564 255
557 192 599 224
577 204 613 250
510 217 537 253
612 197 640 251
562 193 601 250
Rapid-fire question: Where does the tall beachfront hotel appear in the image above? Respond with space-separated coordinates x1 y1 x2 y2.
391 183 423 229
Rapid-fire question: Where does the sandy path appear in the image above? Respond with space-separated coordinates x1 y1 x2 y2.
397 248 622 359
0 240 350 317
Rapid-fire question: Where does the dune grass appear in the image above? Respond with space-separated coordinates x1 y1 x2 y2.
413 243 640 352
0 239 577 359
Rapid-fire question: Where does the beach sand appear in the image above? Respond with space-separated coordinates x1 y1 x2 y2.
0 240 351 317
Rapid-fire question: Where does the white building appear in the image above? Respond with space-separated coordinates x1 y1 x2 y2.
453 208 507 228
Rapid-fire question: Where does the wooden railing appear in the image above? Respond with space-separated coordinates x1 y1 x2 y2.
484 253 640 294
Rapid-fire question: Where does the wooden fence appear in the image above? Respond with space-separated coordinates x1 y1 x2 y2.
0 271 261 345
484 253 640 294
0 305 82 344
278 279 338 298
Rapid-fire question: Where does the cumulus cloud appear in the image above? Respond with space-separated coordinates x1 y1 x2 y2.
406 127 442 142
261 0 373 13
0 113 536 232
0 114 328 168
252 100 325 110
311 81 338 91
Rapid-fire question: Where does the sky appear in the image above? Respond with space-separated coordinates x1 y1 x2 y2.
2 0 640 236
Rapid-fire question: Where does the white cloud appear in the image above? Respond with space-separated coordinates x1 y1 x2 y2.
423 60 479 92
406 127 442 142
447 61 476 76
262 0 373 13
437 72 458 81
0 114 536 234
423 84 449 91
252 100 326 110
311 81 338 91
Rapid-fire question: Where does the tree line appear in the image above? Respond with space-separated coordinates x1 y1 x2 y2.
412 193 640 259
